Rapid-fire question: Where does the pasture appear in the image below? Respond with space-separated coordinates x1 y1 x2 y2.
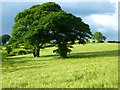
1 43 119 88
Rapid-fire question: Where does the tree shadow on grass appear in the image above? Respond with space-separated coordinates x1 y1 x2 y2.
14 65 45 71
3 54 57 65
3 58 49 65
41 54 58 58
3 64 46 73
68 50 119 58
3 50 119 64
2 50 119 72
5 54 58 62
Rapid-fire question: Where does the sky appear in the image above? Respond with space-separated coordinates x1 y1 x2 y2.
0 0 119 41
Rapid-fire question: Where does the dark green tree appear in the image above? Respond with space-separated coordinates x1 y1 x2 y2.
92 32 106 43
11 2 92 58
0 34 11 45
41 11 92 58
11 2 62 57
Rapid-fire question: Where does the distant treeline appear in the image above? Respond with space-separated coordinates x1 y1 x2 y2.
107 41 120 43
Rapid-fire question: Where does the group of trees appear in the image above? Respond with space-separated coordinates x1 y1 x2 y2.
3 2 106 58
10 2 92 58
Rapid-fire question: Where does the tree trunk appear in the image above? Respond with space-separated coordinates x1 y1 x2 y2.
32 45 41 57
36 48 40 57
33 52 36 57
60 52 67 58
59 42 67 58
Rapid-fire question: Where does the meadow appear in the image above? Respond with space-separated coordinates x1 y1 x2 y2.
1 43 119 88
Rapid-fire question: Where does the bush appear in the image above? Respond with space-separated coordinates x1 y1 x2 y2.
2 51 8 60
9 51 16 56
92 41 95 43
5 45 13 54
12 43 20 48
26 50 32 54
17 50 27 55
99 41 104 43
86 40 90 43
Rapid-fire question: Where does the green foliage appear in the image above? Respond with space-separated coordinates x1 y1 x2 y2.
5 45 13 54
9 49 31 56
10 40 20 48
9 51 16 56
11 2 91 58
42 11 92 58
2 51 8 60
30 2 61 12
0 34 11 45
17 50 27 55
92 32 106 43
11 2 62 57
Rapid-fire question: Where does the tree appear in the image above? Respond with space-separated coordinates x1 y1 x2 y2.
0 34 11 45
92 32 106 42
11 2 92 58
41 11 92 58
11 2 62 57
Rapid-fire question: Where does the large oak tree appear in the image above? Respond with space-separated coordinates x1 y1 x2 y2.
11 2 92 58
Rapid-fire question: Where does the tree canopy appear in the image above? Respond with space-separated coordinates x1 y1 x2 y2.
41 11 92 58
11 2 62 57
11 2 92 58
0 34 11 45
92 32 106 42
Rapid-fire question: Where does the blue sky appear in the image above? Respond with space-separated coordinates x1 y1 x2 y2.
1 1 118 40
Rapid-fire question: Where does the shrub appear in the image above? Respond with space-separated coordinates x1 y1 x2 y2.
92 41 95 43
17 50 27 55
26 50 32 54
9 51 16 56
12 43 20 48
5 45 13 54
99 41 104 43
86 40 90 43
2 51 8 60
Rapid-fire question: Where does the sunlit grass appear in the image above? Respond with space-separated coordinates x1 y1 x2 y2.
1 43 119 88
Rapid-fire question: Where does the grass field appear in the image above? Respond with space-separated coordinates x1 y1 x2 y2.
1 43 119 88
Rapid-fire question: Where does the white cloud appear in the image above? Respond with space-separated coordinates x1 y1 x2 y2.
109 0 119 3
87 13 117 31
79 1 118 40
82 8 118 40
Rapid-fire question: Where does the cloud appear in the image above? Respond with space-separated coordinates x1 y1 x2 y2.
60 2 116 16
82 11 118 40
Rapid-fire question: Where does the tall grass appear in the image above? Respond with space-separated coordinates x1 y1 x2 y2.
1 43 119 88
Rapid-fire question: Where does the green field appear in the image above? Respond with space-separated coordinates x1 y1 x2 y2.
1 43 119 88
